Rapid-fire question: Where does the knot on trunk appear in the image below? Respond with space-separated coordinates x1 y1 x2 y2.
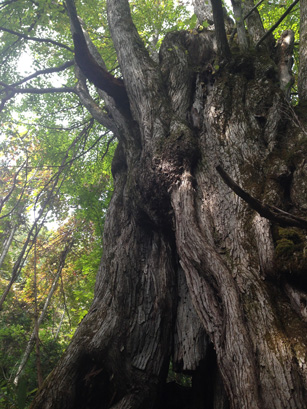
155 121 200 187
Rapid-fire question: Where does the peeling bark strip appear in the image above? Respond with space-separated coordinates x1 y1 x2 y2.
216 164 307 229
31 0 307 408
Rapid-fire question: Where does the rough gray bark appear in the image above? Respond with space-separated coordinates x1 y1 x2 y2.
31 0 307 408
231 0 248 50
242 0 267 44
192 0 213 25
299 0 307 102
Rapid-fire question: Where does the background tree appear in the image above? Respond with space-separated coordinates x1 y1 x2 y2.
1 0 307 408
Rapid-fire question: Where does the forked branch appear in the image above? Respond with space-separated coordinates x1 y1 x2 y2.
216 164 307 229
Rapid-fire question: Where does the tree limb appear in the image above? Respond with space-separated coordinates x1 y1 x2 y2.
231 0 249 50
0 26 73 52
1 86 75 94
216 164 307 229
0 86 76 112
65 0 129 109
210 0 231 58
256 0 300 48
74 75 117 132
233 0 269 46
0 225 16 270
106 0 170 123
244 0 267 20
0 60 74 89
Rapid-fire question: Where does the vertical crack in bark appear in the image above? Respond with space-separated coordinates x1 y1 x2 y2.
171 171 262 408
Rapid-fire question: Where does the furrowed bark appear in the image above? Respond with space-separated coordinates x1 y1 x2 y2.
210 0 231 58
231 0 248 50
106 0 170 144
299 0 307 102
242 0 267 45
192 0 213 25
31 1 307 408
216 164 307 229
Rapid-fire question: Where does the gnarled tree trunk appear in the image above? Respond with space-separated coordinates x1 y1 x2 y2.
31 0 307 408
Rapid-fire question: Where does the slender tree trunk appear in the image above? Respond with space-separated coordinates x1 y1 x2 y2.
31 1 307 408
14 241 74 385
33 229 44 388
0 225 16 270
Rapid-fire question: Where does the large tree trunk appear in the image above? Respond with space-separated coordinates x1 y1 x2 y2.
31 1 307 408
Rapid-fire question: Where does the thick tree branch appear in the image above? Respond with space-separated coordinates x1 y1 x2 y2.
242 0 269 46
256 0 300 48
0 225 16 273
192 0 213 25
216 164 307 229
4 86 76 94
74 72 117 133
65 0 129 109
244 0 267 20
72 31 118 132
106 0 169 124
231 0 249 50
210 0 231 58
0 26 73 52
